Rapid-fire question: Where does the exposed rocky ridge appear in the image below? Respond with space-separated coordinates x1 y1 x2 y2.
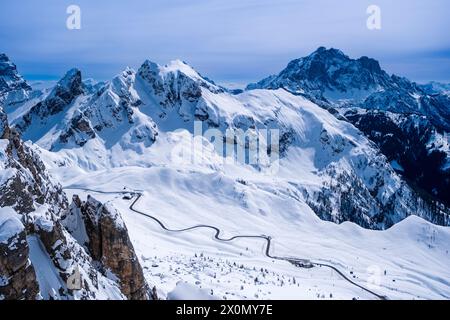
0 108 7 138
0 112 67 216
1 108 117 299
0 54 31 94
14 68 84 139
0 54 46 120
0 108 153 300
12 67 158 151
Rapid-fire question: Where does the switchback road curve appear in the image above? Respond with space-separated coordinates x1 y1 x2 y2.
64 187 388 300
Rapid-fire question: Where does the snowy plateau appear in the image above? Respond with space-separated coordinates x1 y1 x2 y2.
0 48 449 300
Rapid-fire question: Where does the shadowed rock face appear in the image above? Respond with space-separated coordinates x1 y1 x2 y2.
0 108 8 138
0 219 39 300
0 54 33 110
70 195 151 300
15 68 84 135
0 53 31 96
344 109 450 209
0 127 68 216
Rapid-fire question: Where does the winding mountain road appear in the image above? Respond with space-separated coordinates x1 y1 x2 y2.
64 187 388 300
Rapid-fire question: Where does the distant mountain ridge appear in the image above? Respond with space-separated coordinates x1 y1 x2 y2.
0 53 31 95
0 53 35 110
420 81 450 94
247 47 450 131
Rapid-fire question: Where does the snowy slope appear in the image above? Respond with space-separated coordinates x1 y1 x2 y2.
61 165 450 300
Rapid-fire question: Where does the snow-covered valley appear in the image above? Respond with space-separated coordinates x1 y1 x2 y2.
59 166 450 300
1 48 450 300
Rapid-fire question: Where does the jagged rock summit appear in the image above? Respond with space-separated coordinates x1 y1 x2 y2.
248 47 391 95
0 53 31 96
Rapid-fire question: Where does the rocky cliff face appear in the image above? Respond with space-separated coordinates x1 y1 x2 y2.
0 209 39 300
67 195 150 300
343 109 450 208
0 54 31 94
0 110 67 216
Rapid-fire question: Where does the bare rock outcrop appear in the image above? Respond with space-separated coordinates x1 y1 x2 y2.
0 210 39 300
69 195 151 300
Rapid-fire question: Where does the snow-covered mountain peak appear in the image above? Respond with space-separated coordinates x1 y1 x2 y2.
247 47 450 131
140 59 199 78
1 51 449 300
0 53 31 96
108 67 137 97
139 59 159 72
305 46 348 63
162 59 202 79
138 58 220 92
13 68 85 143
0 53 33 111
56 68 82 88
47 68 84 102
3 54 447 231
247 47 390 96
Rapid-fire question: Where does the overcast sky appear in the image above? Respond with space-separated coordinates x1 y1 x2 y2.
1 0 449 86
